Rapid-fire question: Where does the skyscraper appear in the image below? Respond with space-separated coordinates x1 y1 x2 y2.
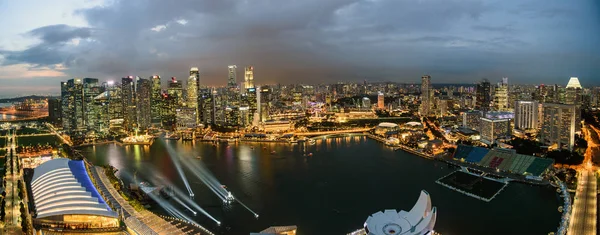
377 92 385 110
167 77 183 106
151 75 162 125
565 77 582 105
540 103 578 151
121 76 137 132
420 75 432 116
61 79 84 132
82 78 104 133
48 98 62 126
199 88 215 126
514 100 539 130
227 65 237 89
136 78 152 131
476 79 491 112
187 68 199 115
493 78 509 111
244 66 254 89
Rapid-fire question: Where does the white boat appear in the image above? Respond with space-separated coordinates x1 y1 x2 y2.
308 139 316 145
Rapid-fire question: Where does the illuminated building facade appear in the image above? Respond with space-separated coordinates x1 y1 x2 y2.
199 88 215 126
244 66 254 89
167 77 183 107
476 79 491 111
176 107 197 129
136 78 152 131
420 75 432 116
479 117 511 144
514 100 538 130
462 110 482 130
60 78 84 133
187 68 199 113
151 75 162 125
493 78 509 111
121 76 137 132
377 91 384 110
540 103 578 151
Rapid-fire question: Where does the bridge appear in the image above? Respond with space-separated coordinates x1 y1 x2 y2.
568 169 597 235
291 128 373 137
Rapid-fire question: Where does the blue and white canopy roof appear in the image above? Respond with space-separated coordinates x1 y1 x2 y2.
364 190 436 235
31 158 117 219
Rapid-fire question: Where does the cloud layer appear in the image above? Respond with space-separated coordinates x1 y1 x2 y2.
0 0 598 95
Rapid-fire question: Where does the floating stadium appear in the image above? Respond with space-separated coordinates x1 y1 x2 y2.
452 145 554 178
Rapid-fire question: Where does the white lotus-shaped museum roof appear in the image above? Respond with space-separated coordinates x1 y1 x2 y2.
364 190 436 235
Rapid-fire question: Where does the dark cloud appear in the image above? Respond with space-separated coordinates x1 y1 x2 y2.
28 24 92 44
4 0 600 88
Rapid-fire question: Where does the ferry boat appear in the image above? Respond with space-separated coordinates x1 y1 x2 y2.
122 134 154 145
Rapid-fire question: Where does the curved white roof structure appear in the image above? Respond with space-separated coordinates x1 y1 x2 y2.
566 77 582 89
378 122 399 128
364 190 436 235
31 158 117 219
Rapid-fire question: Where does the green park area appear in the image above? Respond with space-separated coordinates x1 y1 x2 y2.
16 135 61 146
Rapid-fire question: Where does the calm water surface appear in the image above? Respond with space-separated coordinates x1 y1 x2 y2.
80 137 561 235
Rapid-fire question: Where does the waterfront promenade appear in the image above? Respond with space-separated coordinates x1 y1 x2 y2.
568 169 597 235
89 165 192 235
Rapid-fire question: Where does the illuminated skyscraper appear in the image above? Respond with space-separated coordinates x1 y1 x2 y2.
514 100 538 130
121 76 137 132
199 88 214 126
167 77 183 106
540 103 577 151
420 75 432 116
493 78 509 111
61 79 84 133
377 92 385 110
136 78 152 131
476 79 491 112
244 66 254 89
151 75 162 125
565 77 582 105
187 68 199 114
227 65 237 89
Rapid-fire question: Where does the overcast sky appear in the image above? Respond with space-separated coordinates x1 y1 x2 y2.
0 0 598 97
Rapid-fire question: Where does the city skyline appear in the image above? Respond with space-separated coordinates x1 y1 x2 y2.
0 0 598 97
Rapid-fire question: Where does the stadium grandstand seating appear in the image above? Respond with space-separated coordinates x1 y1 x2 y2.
452 145 554 176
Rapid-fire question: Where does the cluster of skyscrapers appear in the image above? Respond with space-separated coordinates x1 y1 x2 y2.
55 66 262 137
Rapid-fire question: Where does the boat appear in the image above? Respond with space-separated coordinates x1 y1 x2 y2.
308 139 316 145
271 150 276 154
196 156 201 159
165 133 180 140
307 153 313 157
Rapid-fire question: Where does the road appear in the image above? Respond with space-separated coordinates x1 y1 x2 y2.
292 128 373 137
3 130 23 234
568 169 597 235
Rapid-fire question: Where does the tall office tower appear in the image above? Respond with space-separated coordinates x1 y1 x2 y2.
476 79 491 112
82 78 104 133
514 100 539 130
260 86 271 122
245 87 258 126
420 75 432 116
540 103 578 151
244 66 254 89
199 88 215 126
121 76 137 132
136 78 152 131
493 78 509 111
462 110 482 130
565 77 582 105
48 98 62 126
436 99 448 117
60 78 84 133
227 65 237 88
105 81 123 121
187 68 199 119
150 75 162 125
167 77 184 106
377 92 385 110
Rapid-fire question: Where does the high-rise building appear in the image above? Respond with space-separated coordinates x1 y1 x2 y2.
493 78 509 111
151 75 162 125
260 86 271 122
540 103 578 151
199 88 215 126
362 97 371 110
187 68 199 124
167 77 183 106
105 81 123 121
244 66 254 89
136 78 152 131
176 107 197 130
565 77 582 105
462 110 482 130
48 98 62 126
227 65 237 89
476 79 491 112
420 75 432 116
377 92 385 110
245 87 258 127
514 100 539 131
82 78 104 133
121 76 137 132
61 78 84 133
479 117 511 145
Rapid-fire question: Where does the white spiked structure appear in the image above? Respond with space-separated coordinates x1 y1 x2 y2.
566 77 582 89
363 190 437 235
